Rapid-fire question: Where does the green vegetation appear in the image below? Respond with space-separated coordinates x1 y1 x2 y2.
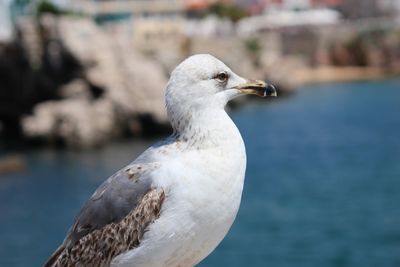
244 38 261 53
207 3 247 22
36 1 65 16
244 37 262 67
36 1 85 17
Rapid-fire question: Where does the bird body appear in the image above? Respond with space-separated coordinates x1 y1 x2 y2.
44 54 276 267
112 108 246 267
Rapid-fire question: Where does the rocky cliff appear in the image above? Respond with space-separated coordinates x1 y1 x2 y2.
0 15 170 148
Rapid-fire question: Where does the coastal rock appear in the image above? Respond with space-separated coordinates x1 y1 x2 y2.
19 16 169 147
60 79 92 100
22 98 116 148
57 16 167 122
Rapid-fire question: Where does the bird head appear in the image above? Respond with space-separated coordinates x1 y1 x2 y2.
166 54 276 106
165 54 276 131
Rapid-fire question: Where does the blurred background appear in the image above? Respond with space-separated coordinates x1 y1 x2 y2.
0 0 400 266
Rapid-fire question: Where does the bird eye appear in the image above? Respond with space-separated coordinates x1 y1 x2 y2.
214 72 229 83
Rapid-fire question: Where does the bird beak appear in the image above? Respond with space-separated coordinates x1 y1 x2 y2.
234 80 277 98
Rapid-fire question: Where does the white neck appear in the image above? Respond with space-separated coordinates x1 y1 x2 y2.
169 106 243 151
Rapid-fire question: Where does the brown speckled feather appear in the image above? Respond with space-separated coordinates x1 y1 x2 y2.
44 162 163 267
48 188 164 267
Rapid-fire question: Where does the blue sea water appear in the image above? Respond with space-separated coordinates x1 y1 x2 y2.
1 79 400 267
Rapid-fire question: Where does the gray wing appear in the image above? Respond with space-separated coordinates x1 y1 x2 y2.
44 162 162 267
66 163 159 246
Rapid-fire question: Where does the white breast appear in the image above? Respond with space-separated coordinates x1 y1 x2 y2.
112 111 246 267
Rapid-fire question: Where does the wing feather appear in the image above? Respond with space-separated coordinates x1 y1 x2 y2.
44 163 163 267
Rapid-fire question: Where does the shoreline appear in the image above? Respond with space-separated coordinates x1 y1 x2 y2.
285 66 400 90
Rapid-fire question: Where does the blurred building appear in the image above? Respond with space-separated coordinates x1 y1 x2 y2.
62 0 185 49
336 0 394 19
311 0 342 7
282 0 311 10
259 0 400 19
378 0 400 17
229 0 399 18
237 7 341 36
185 0 231 10
261 0 342 11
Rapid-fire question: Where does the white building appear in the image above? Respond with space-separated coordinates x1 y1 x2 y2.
238 8 341 36
379 0 400 17
282 0 311 10
59 0 185 49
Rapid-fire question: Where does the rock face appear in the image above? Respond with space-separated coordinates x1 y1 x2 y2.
56 16 167 121
23 98 116 147
15 15 169 148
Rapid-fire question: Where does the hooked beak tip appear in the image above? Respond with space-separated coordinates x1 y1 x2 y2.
265 84 277 97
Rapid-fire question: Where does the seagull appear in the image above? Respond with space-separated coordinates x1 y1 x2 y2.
44 54 277 267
